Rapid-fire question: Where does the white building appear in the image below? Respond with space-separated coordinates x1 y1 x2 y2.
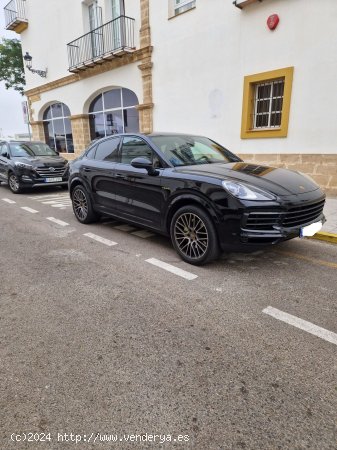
3 0 337 194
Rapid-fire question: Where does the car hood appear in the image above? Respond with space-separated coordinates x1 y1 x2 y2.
174 162 319 196
14 156 67 167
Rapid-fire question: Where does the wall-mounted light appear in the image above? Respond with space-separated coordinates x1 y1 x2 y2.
23 52 47 78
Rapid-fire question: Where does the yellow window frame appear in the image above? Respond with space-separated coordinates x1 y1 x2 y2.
241 67 294 139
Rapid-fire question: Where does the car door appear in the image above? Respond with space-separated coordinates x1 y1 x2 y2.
80 137 120 212
113 136 164 228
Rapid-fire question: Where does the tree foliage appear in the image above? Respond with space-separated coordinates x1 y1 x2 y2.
0 38 25 95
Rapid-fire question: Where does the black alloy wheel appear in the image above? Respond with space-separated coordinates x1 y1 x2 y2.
170 205 219 265
71 185 98 224
8 173 22 194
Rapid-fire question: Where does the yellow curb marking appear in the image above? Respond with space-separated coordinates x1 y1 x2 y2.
309 232 337 245
275 250 337 270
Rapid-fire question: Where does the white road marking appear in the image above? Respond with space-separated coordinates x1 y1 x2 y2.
29 195 69 200
131 230 155 239
263 306 337 346
51 204 67 208
84 232 117 246
21 206 38 213
114 224 137 232
145 258 198 281
46 217 69 227
42 200 60 204
2 198 16 204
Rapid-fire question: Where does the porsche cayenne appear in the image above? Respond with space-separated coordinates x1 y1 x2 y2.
69 133 325 265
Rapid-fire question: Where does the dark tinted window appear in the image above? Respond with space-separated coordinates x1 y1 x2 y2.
0 144 9 157
95 138 120 162
122 88 138 107
120 137 154 165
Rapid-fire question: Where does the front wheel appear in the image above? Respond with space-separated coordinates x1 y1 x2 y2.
71 185 98 224
8 173 22 194
170 205 219 265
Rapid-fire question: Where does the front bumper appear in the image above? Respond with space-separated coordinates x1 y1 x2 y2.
216 190 326 250
17 170 69 187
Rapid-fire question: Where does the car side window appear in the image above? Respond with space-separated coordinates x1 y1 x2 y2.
86 145 97 159
0 144 8 157
95 138 120 162
120 136 155 165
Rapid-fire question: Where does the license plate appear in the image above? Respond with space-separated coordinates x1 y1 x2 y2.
44 177 63 183
300 221 322 238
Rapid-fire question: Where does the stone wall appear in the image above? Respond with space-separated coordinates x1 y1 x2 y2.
238 154 337 197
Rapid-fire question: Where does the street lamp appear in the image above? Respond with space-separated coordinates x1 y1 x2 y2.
23 52 47 78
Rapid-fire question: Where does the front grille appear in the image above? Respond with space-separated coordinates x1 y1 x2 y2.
245 212 281 231
244 199 325 231
283 199 325 227
36 166 66 177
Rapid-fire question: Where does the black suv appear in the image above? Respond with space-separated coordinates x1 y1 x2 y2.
0 140 69 193
69 133 325 265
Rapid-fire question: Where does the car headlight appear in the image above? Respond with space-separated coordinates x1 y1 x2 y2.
222 180 276 201
15 162 33 170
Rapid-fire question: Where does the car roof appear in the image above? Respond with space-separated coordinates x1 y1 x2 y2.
1 140 45 144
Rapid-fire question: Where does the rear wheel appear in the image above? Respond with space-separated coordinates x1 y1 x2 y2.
8 173 22 194
170 205 219 265
71 185 98 224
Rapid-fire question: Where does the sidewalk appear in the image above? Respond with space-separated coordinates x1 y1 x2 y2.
322 198 337 234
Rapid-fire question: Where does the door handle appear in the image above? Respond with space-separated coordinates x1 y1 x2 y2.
115 173 127 180
83 168 92 172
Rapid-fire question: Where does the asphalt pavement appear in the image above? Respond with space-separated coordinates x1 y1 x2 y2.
1 185 337 450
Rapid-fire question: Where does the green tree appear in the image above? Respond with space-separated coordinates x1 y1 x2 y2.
0 38 25 95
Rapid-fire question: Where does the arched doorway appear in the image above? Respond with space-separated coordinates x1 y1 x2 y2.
43 103 74 153
89 88 139 139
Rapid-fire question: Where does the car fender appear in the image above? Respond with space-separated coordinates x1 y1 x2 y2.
165 192 221 231
69 175 93 199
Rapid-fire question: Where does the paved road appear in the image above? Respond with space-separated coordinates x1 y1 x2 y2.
1 184 337 450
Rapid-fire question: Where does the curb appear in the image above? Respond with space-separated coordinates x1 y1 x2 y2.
310 231 337 244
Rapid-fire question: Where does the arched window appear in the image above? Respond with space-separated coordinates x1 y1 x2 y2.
43 103 74 153
89 88 139 140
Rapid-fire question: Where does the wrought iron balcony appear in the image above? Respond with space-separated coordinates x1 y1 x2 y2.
67 16 135 73
4 0 28 33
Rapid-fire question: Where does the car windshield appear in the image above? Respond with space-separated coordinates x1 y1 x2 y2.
149 135 239 167
10 143 58 157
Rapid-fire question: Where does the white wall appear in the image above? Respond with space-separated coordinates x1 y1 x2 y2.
21 0 141 90
31 61 142 120
150 0 337 154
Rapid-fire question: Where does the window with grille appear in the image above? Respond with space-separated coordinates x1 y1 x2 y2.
240 67 293 139
174 0 196 15
253 79 284 129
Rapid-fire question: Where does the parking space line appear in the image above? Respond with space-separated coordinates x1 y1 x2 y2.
2 198 16 204
21 207 38 213
132 230 156 239
84 232 117 246
46 217 69 227
145 258 198 280
263 306 337 346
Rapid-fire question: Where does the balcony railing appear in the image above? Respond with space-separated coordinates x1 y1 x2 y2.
67 16 135 73
4 0 28 32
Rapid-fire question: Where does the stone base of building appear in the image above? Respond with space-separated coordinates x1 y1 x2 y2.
238 154 337 197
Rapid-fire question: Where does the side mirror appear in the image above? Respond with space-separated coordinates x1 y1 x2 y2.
3 152 9 159
131 157 158 175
